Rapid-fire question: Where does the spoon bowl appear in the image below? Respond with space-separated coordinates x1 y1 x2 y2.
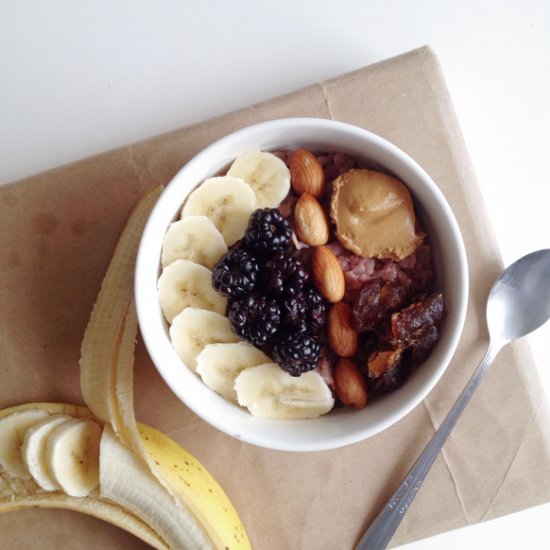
356 248 550 550
487 249 550 343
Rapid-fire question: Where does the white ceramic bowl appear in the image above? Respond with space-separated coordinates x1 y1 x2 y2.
135 118 468 452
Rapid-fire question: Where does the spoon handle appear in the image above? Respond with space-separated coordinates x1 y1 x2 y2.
355 343 501 550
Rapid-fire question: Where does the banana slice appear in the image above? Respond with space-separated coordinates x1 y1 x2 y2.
22 414 72 491
181 176 256 246
161 215 228 269
196 342 271 402
46 418 102 497
227 150 291 208
234 363 334 419
157 259 227 323
169 307 240 372
0 408 49 478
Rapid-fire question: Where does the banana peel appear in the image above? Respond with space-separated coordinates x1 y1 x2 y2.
0 186 251 549
0 481 170 550
79 186 161 431
138 423 249 549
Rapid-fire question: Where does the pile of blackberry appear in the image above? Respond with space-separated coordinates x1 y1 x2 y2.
211 208 326 376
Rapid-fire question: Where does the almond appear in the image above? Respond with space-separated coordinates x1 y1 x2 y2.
328 302 358 358
311 245 345 303
290 149 325 198
334 358 367 410
294 193 330 246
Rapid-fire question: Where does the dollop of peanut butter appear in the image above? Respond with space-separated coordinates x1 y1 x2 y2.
330 169 424 260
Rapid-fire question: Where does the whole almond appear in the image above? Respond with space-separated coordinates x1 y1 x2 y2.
311 245 345 303
334 358 368 410
328 302 358 357
294 193 330 246
290 149 325 198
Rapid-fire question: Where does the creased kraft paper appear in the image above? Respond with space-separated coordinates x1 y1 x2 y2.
1 46 549 549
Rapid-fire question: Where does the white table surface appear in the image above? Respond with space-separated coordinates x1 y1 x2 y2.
1 1 548 547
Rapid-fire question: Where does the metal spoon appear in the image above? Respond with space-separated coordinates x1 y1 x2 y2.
355 249 550 550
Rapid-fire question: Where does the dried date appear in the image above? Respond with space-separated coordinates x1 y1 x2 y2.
367 348 403 378
366 358 409 394
390 293 445 349
351 280 408 332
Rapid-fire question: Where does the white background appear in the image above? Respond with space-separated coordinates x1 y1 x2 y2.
1 1 548 548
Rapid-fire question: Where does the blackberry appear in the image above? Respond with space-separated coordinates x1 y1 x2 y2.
211 249 259 299
305 286 327 331
280 292 308 332
280 285 326 333
243 208 292 254
228 293 280 346
273 332 320 376
261 250 309 297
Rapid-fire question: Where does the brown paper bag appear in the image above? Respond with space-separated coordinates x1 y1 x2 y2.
1 46 549 549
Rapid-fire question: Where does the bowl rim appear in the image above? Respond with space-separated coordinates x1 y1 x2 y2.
135 117 469 452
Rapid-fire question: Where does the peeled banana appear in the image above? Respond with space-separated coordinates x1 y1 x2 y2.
0 400 252 549
0 403 167 547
